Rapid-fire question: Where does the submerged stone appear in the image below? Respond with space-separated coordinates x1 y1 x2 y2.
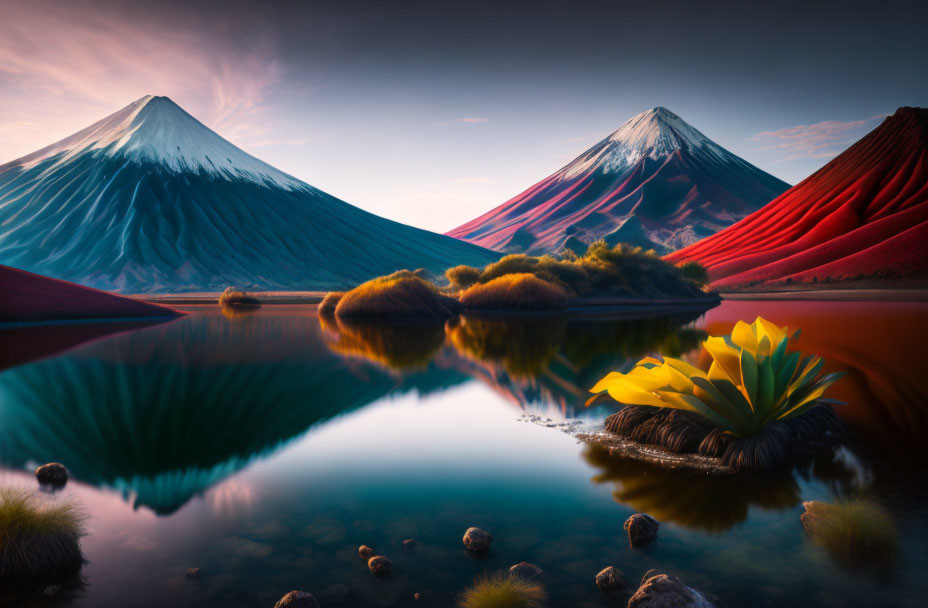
462 527 493 554
509 561 543 580
403 538 416 551
368 555 392 576
358 545 375 560
625 513 660 547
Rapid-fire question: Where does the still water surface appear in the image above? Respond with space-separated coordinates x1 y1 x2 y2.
0 301 926 607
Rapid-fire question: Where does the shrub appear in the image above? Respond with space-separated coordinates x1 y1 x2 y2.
801 499 898 566
318 292 343 318
457 572 547 608
677 260 709 284
467 241 704 299
459 274 569 311
218 287 261 308
335 270 462 319
0 488 85 584
446 265 482 290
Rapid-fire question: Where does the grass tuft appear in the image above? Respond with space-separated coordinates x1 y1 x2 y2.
457 572 547 608
459 274 569 311
802 499 899 567
0 488 85 584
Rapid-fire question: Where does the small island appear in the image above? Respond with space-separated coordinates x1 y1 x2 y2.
323 241 718 320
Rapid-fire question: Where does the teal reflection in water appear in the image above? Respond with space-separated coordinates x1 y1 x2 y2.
0 311 468 514
1 302 925 608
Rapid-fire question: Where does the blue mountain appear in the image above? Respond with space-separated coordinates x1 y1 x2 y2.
0 95 497 293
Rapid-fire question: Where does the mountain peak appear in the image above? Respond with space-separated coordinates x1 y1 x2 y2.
6 95 306 190
561 107 726 178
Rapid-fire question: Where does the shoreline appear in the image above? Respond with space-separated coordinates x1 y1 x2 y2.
721 289 928 301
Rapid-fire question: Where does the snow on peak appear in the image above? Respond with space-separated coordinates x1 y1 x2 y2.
561 106 728 178
9 95 308 190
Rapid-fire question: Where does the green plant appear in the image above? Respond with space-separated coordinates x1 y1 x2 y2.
457 572 547 608
677 260 709 284
0 488 85 583
591 317 843 437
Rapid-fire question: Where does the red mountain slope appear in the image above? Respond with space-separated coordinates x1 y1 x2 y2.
1 265 180 323
667 107 928 287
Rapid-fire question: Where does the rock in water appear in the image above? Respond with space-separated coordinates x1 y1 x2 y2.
625 513 660 546
35 463 68 486
359 545 376 560
403 538 417 551
274 590 320 608
368 555 392 576
462 527 493 554
509 562 543 580
595 566 626 596
628 573 722 607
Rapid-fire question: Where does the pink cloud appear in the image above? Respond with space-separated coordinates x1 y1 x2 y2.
751 114 887 162
457 117 488 124
0 1 285 161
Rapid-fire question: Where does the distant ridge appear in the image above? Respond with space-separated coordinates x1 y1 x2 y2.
0 96 498 293
447 107 788 255
667 107 928 287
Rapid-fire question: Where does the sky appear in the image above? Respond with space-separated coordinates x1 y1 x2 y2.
1 0 926 233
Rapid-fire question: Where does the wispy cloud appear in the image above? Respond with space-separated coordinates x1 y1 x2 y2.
456 117 488 124
752 115 886 162
0 1 288 160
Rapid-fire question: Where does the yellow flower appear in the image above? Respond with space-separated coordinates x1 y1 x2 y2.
589 317 842 437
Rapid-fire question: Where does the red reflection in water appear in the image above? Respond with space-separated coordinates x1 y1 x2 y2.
700 300 928 448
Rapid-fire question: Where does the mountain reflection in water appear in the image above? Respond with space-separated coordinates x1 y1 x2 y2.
0 306 710 514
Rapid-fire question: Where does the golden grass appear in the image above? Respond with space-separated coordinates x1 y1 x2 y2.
0 488 85 583
335 270 462 319
457 572 547 608
459 273 569 311
218 287 261 308
802 499 898 566
318 291 344 318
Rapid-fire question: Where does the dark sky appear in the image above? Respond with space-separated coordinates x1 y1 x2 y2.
1 0 926 229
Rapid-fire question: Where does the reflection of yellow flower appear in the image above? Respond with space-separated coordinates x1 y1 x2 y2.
591 317 843 437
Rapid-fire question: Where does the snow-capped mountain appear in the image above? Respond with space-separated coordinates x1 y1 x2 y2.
668 107 928 287
0 96 498 293
448 107 789 254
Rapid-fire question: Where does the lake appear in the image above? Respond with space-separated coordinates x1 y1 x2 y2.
1 300 926 607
